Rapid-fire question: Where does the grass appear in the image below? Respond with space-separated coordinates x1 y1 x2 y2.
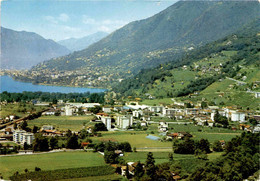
0 103 47 118
168 124 242 143
27 115 95 131
59 174 124 181
123 151 223 173
0 151 105 179
92 131 172 148
141 98 174 106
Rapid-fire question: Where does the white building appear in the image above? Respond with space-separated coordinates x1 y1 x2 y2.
149 106 164 113
65 105 73 116
13 130 34 145
133 110 143 118
101 117 112 130
102 107 111 113
117 116 133 129
230 111 245 122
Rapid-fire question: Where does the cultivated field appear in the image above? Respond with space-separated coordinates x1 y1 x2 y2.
27 115 95 131
0 151 105 179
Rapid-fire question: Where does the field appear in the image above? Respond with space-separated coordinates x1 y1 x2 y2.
0 151 105 179
92 131 172 148
27 115 95 131
59 174 124 181
124 151 223 173
168 124 242 143
0 103 47 118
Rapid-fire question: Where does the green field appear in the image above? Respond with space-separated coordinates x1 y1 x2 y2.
0 103 47 118
59 174 124 181
28 115 95 131
92 131 172 148
124 151 223 173
0 151 105 179
168 124 242 143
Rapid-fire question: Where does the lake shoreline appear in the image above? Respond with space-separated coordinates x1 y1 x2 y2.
0 75 106 93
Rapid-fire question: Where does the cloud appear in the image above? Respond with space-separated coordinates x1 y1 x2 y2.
82 15 128 33
58 13 70 22
43 13 70 24
82 15 96 25
43 16 58 24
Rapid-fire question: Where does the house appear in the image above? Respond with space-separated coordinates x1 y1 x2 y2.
115 150 124 156
102 107 111 113
167 132 192 140
158 121 168 132
140 121 147 127
42 108 56 116
41 125 54 131
81 142 90 147
41 130 63 137
255 92 260 98
239 124 251 131
149 106 164 113
132 110 143 118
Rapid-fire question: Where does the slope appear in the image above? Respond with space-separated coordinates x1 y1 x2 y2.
113 20 260 109
31 1 259 78
1 27 71 70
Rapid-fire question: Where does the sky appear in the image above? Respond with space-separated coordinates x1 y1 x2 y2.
1 0 176 41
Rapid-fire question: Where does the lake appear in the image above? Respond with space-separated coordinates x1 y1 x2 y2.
0 75 106 93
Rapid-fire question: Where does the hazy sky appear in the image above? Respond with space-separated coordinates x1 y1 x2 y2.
1 0 176 41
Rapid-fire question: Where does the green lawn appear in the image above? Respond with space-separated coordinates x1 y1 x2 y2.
0 103 47 118
28 115 95 131
0 151 105 179
92 131 172 148
168 124 242 143
59 174 124 181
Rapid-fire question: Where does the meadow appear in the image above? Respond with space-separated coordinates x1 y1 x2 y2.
27 115 95 131
0 151 105 179
0 103 47 118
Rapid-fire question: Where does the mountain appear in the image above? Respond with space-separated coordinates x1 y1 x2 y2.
32 1 259 78
58 32 108 52
1 27 71 70
112 20 260 109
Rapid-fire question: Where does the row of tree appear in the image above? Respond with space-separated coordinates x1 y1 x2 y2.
0 91 105 104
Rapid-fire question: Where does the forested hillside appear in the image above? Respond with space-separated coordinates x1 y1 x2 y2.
113 20 260 108
31 1 259 77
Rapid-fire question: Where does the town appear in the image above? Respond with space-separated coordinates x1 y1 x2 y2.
0 93 259 180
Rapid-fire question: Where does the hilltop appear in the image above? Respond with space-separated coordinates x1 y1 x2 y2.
1 27 70 70
24 1 259 87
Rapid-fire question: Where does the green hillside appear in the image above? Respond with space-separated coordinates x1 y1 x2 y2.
31 1 259 79
113 20 260 110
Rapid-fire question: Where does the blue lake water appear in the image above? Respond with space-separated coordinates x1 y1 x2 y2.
0 75 106 93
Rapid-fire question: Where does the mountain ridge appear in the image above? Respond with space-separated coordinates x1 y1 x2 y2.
1 27 71 70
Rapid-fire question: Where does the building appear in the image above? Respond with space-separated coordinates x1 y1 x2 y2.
102 107 111 113
230 110 245 122
132 110 143 118
13 130 34 145
101 117 112 130
117 116 133 129
65 105 73 116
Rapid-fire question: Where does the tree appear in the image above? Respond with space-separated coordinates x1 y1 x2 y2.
33 134 49 151
145 152 156 180
196 139 211 153
93 123 107 132
134 161 144 180
23 142 29 150
104 150 118 164
194 149 208 160
212 140 223 152
32 126 38 133
50 137 58 149
119 142 132 152
201 101 207 109
35 167 41 171
21 121 28 130
66 134 79 149
13 122 18 130
168 153 173 162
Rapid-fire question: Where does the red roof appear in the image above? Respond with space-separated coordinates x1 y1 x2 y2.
81 142 90 146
